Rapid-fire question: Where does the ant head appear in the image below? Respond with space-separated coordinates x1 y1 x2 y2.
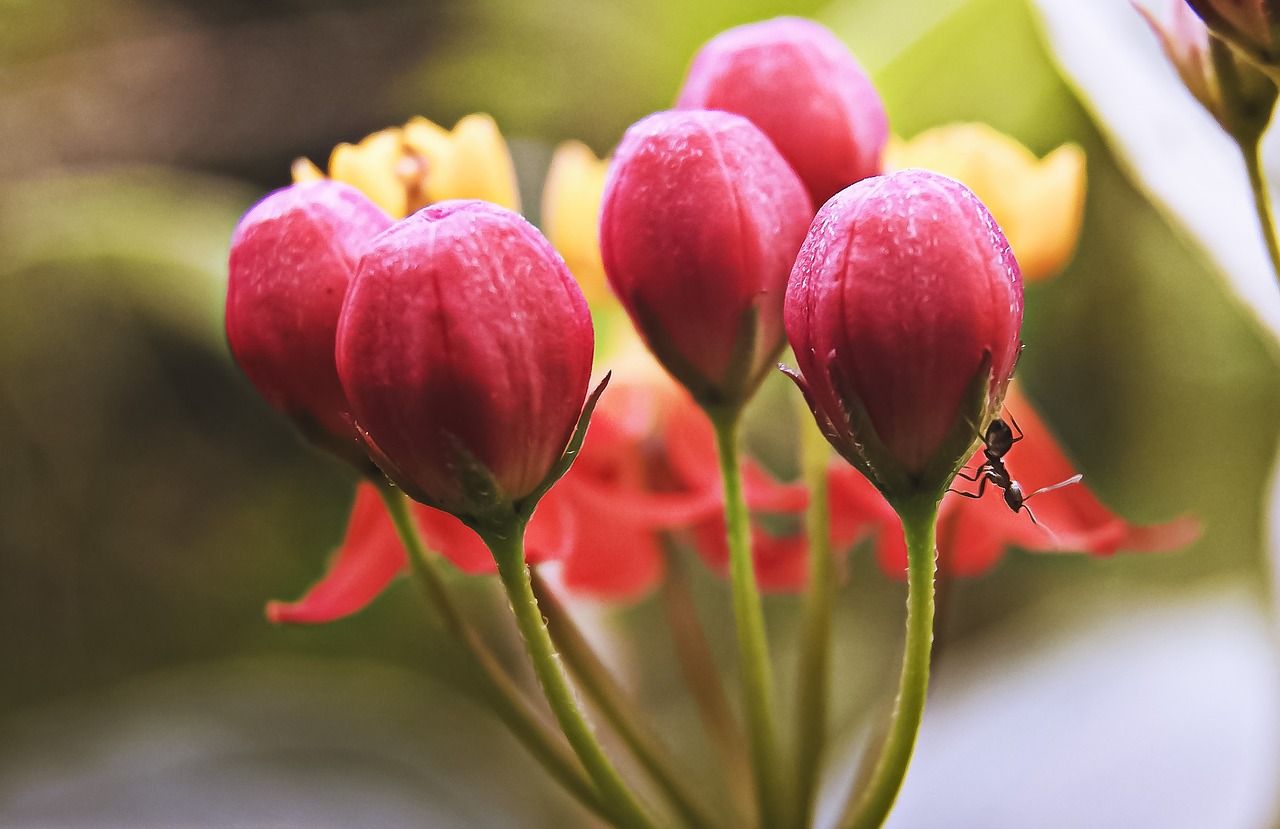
985 418 1015 455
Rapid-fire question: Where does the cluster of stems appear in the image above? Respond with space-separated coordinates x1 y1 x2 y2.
380 388 944 828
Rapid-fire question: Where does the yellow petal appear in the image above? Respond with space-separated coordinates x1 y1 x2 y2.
887 123 1086 281
403 114 521 212
328 128 412 219
543 140 611 306
291 157 326 183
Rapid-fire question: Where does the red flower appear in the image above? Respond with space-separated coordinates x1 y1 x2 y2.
599 109 812 412
271 370 1187 621
268 343 721 620
265 481 581 624
785 169 1024 497
267 340 871 621
676 16 888 209
849 383 1199 578
548 365 720 598
681 434 889 592
226 180 391 465
336 200 594 521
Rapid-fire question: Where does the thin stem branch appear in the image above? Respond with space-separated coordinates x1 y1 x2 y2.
841 496 938 829
484 523 657 829
792 414 835 828
1242 137 1280 283
710 410 788 829
530 569 721 829
1211 35 1280 283
659 543 755 825
373 482 613 824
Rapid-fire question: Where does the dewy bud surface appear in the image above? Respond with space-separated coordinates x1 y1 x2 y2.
785 169 1023 494
226 180 392 453
336 200 594 519
676 16 888 209
599 109 812 412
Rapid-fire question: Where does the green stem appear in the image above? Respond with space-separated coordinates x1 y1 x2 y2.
530 569 721 829
373 483 615 824
484 523 656 829
1211 36 1280 283
792 414 835 828
841 495 938 829
1242 137 1280 284
710 410 788 829
659 544 755 825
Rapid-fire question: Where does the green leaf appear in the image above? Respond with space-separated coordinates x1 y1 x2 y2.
0 166 257 348
1026 0 1280 346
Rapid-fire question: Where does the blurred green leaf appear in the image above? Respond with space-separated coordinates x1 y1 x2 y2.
398 0 829 155
0 166 256 347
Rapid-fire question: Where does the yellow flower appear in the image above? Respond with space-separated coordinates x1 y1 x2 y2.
291 115 520 220
885 123 1086 281
541 140 611 305
402 114 520 212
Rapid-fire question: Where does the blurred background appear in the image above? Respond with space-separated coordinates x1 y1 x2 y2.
2 0 1279 826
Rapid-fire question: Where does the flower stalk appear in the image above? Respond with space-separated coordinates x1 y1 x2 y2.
792 407 836 828
709 408 788 829
1209 35 1280 283
841 494 938 829
659 542 755 825
530 569 720 829
374 482 614 824
1240 126 1280 282
482 519 657 829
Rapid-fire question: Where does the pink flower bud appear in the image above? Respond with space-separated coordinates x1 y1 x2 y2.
226 180 392 464
599 109 812 413
785 170 1023 498
1185 0 1274 55
676 16 888 209
336 200 594 521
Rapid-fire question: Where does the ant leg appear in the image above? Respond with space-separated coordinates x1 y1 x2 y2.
955 466 983 482
1004 410 1025 445
948 473 990 499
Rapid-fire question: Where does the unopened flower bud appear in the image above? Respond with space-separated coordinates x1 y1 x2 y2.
1185 0 1277 63
336 200 595 525
1141 1 1280 142
1139 1 1230 121
226 180 391 467
885 123 1086 282
676 16 888 209
784 170 1024 501
599 110 812 414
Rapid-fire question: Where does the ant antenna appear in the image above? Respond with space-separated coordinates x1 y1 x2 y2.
1019 474 1083 542
1026 474 1083 501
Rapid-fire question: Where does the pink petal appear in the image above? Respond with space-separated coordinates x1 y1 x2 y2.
410 502 496 574
551 478 666 601
266 482 408 624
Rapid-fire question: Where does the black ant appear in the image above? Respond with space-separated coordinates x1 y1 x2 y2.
949 415 1082 526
